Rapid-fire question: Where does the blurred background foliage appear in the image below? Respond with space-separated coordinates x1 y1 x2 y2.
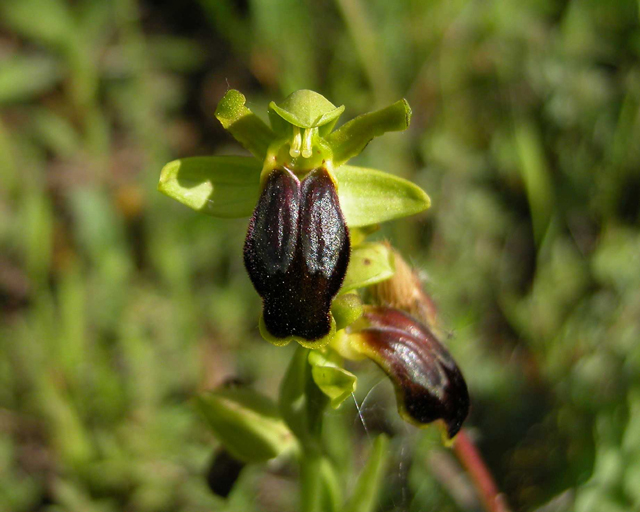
1 0 639 511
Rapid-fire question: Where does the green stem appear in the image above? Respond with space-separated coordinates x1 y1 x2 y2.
300 447 323 512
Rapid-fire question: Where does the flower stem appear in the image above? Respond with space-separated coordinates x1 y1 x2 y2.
453 429 512 512
300 447 323 512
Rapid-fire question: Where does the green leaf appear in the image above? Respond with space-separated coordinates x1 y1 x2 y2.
335 165 430 227
341 243 395 294
32 108 81 157
215 89 276 159
308 350 357 409
158 156 261 218
327 99 412 166
194 387 295 463
319 457 342 512
343 435 389 512
0 0 75 49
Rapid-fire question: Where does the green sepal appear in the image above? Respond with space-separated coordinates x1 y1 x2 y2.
308 350 357 409
341 243 395 294
343 435 389 512
269 90 345 133
158 156 261 217
327 99 412 167
335 165 430 227
194 387 296 463
215 89 276 159
331 293 363 330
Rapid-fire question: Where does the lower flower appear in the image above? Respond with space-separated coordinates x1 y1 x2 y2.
347 306 469 439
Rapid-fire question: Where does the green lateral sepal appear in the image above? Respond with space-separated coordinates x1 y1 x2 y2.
158 156 261 217
335 165 430 227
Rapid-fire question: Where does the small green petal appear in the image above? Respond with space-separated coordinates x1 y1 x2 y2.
335 165 431 227
194 387 295 463
308 350 357 409
269 89 345 129
327 99 412 166
331 293 363 330
341 242 395 294
215 89 276 159
158 156 260 217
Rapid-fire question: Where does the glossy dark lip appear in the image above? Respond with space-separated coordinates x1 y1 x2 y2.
355 307 470 438
244 167 350 342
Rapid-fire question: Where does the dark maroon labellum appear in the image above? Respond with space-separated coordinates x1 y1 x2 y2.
243 167 350 342
355 307 469 438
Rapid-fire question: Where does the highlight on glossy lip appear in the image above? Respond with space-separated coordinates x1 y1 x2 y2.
243 166 350 345
349 307 469 438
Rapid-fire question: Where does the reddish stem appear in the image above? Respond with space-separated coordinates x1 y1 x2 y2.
453 429 512 512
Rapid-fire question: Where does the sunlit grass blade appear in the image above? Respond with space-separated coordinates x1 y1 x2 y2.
343 435 389 512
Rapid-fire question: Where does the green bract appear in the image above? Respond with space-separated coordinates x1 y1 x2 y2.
308 350 357 409
194 387 296 463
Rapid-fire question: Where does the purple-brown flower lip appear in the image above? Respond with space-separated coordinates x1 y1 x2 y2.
349 306 469 438
244 166 350 344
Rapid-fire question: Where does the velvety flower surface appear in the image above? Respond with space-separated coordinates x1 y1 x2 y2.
244 167 349 342
350 307 469 438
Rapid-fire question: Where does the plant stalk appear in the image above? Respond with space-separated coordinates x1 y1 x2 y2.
300 447 324 512
453 429 512 512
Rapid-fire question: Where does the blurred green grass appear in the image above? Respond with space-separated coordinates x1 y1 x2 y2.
1 0 640 511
